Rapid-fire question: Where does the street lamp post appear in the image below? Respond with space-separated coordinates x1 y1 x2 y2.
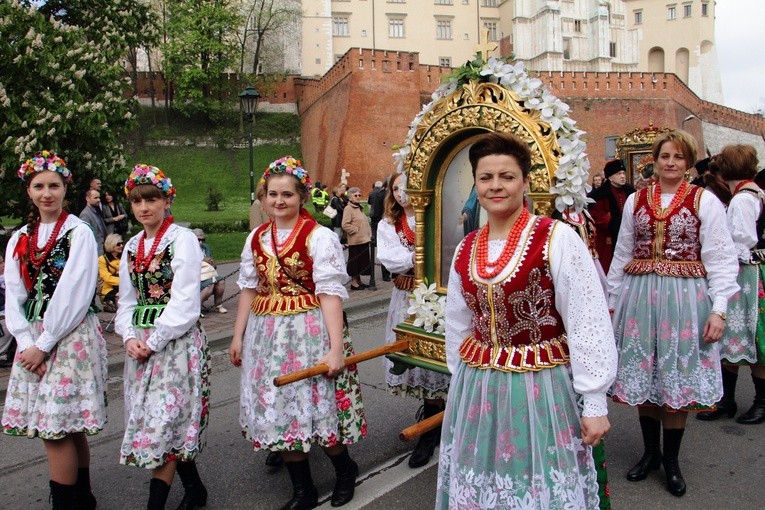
682 114 696 130
239 86 261 204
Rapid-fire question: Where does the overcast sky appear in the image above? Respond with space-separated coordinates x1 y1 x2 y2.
716 1 765 113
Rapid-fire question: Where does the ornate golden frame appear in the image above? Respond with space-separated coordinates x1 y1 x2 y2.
392 80 563 365
402 80 562 290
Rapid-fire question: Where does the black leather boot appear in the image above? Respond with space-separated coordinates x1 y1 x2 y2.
74 467 97 510
408 402 443 468
662 428 686 497
328 448 359 507
175 461 207 510
146 478 171 510
50 480 76 510
265 451 284 468
626 416 662 481
736 374 765 425
697 366 738 421
280 459 318 510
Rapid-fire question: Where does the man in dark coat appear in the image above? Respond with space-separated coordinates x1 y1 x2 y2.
588 159 635 273
79 189 107 255
367 180 390 281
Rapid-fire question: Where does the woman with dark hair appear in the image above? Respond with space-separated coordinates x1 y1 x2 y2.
100 189 129 236
697 144 765 425
608 130 739 496
377 171 450 468
341 187 372 290
2 150 107 509
115 164 210 509
437 132 617 508
230 156 366 509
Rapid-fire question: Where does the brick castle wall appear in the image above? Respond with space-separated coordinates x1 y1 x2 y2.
294 50 765 189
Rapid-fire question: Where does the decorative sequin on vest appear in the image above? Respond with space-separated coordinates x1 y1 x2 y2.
250 219 321 316
624 184 706 278
23 230 73 322
129 244 174 328
455 216 570 372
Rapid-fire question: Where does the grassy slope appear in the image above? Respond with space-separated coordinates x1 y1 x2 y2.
126 145 302 223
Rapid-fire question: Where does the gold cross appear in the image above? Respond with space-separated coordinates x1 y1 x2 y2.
475 28 498 61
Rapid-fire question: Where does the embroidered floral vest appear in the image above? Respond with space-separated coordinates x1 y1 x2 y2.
624 184 706 278
23 229 73 322
129 244 173 328
455 216 569 372
250 219 321 316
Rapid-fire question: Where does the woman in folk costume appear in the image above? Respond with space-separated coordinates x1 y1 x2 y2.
376 171 449 469
697 145 765 424
608 130 739 497
2 151 107 509
115 164 210 510
230 156 366 510
437 132 617 509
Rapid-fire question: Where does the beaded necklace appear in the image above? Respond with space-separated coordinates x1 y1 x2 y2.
271 216 304 253
475 208 530 279
134 216 173 273
28 211 69 268
399 215 415 246
651 180 689 221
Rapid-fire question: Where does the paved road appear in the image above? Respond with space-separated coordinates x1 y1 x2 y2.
1 288 764 508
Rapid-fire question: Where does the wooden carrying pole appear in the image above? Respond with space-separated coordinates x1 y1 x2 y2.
399 411 445 442
273 339 410 387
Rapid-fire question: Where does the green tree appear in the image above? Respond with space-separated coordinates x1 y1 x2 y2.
0 0 154 218
164 0 241 124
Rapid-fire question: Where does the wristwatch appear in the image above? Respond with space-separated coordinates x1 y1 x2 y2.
711 310 727 321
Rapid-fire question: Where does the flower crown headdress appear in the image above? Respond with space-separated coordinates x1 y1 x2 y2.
124 164 176 203
17 150 73 183
260 156 312 187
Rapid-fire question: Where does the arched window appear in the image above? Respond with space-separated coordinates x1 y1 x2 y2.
648 47 665 73
675 48 689 83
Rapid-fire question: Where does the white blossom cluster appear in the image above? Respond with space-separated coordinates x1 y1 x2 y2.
407 282 447 335
0 0 152 209
393 56 592 213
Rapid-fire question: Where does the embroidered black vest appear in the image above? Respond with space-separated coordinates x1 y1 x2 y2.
129 244 174 328
24 230 73 322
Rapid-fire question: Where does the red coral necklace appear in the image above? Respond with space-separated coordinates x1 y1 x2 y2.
28 211 69 268
651 180 689 221
272 216 304 253
134 217 173 273
475 208 530 279
399 215 415 246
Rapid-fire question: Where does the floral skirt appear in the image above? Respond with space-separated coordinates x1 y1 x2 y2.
120 324 210 469
240 309 366 452
720 263 765 365
2 314 108 440
384 287 450 400
436 362 600 510
611 273 721 409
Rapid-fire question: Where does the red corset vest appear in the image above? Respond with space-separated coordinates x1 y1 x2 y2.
455 216 569 372
250 219 321 315
624 184 706 278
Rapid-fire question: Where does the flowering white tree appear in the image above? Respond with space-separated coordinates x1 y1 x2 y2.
0 0 153 218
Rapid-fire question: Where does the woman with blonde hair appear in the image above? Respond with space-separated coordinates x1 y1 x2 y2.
98 233 123 312
608 130 739 496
